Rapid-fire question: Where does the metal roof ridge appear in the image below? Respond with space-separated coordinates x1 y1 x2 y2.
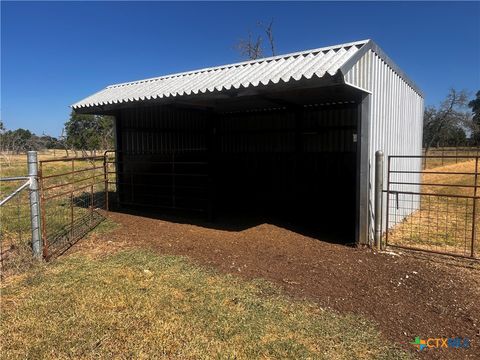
105 39 371 89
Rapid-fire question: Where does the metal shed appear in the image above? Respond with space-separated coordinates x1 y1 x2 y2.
73 39 424 245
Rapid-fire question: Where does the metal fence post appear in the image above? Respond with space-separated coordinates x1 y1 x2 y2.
471 157 478 258
374 151 384 250
27 151 42 258
384 156 391 250
103 152 109 211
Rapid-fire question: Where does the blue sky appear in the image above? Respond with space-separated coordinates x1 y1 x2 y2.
2 1 479 137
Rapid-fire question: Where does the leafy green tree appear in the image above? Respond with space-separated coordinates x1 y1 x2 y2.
0 127 49 154
64 111 114 155
468 91 480 145
40 134 62 149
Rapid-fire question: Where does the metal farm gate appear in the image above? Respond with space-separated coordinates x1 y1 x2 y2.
38 153 114 259
384 154 479 259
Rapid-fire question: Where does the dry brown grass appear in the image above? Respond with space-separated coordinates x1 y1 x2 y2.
0 249 409 359
387 160 480 256
422 147 480 169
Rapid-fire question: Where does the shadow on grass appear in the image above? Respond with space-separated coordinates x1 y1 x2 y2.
45 211 105 261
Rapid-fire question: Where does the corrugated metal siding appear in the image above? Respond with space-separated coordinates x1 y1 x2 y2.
72 40 369 110
219 110 296 153
302 105 357 153
120 106 208 154
345 50 424 240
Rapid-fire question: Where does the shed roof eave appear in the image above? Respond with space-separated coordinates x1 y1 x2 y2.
343 81 373 95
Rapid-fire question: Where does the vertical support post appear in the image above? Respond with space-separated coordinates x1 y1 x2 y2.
172 152 176 209
294 106 303 210
423 149 427 170
27 151 42 258
356 95 370 246
113 114 123 207
206 110 218 222
90 183 94 225
374 151 384 250
471 157 478 258
90 158 94 224
384 156 391 250
103 152 109 211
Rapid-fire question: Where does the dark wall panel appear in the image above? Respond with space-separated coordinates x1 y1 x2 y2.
215 105 357 239
116 106 210 212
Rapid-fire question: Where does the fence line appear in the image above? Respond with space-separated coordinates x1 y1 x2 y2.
0 151 43 277
384 154 479 259
422 147 480 169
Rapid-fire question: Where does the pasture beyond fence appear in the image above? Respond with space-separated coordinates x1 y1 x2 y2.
384 154 480 258
422 147 480 169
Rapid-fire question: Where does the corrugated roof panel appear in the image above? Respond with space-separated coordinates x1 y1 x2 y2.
72 40 373 110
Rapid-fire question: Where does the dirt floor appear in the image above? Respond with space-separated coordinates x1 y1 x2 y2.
72 210 480 359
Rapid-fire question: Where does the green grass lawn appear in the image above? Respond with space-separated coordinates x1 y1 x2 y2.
0 250 409 360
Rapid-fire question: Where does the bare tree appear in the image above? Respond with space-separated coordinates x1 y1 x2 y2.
259 19 276 57
235 19 276 60
423 89 471 152
236 32 263 60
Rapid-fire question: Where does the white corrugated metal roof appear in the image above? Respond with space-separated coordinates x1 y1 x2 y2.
72 39 422 110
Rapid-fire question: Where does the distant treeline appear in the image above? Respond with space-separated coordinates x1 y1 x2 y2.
0 112 114 157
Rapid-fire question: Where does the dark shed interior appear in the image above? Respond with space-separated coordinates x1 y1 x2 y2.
112 83 365 243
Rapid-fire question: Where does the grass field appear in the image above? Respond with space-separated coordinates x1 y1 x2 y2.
0 248 409 359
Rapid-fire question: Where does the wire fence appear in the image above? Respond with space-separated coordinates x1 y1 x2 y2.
385 155 479 258
422 147 480 169
0 178 36 278
1 151 115 277
39 154 113 260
